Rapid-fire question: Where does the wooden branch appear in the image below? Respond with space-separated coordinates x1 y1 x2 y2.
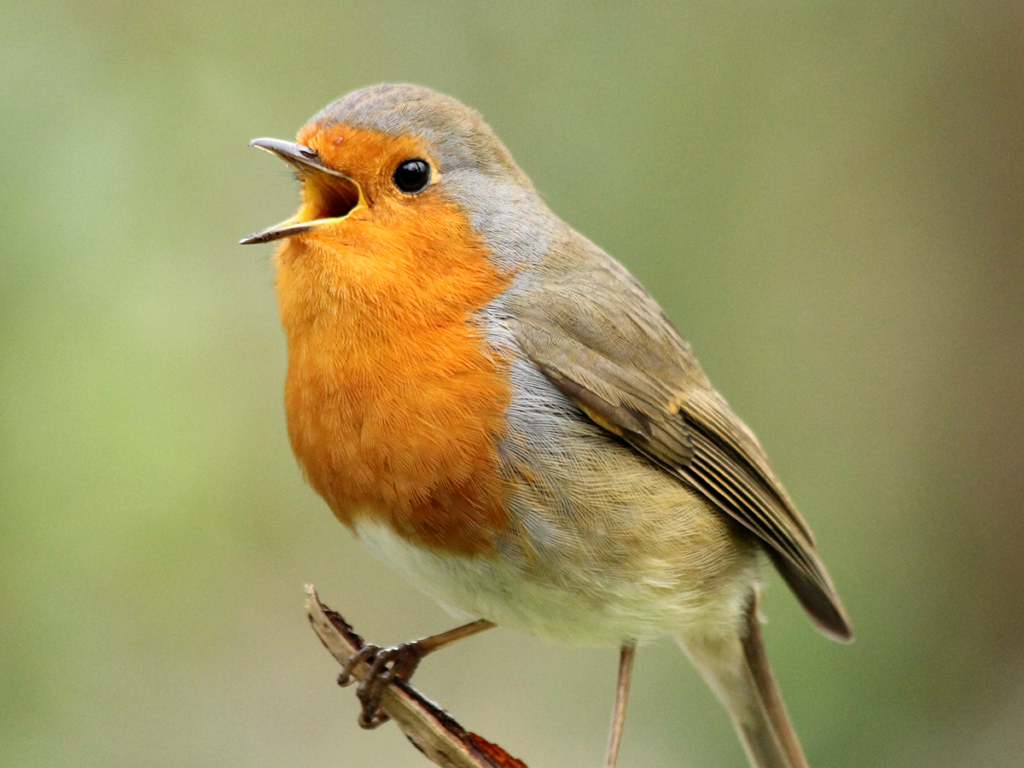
304 584 527 768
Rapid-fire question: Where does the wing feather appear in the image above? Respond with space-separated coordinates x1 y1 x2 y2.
508 230 852 640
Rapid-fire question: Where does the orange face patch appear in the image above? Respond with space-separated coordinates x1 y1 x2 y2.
274 123 513 555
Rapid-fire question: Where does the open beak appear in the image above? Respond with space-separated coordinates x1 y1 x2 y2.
240 138 367 245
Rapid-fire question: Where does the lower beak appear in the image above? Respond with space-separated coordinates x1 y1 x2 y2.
239 212 319 245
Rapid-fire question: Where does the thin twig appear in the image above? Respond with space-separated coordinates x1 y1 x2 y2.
304 584 527 768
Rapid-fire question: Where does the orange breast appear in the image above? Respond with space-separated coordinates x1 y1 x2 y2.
274 173 513 556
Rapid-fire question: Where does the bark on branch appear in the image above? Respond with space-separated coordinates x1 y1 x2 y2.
304 584 527 768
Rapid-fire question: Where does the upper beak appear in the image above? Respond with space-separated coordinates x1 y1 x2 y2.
240 138 366 245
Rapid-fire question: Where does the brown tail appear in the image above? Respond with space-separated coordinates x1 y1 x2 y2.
677 588 808 768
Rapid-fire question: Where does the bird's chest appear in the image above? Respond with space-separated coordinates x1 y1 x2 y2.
283 315 513 556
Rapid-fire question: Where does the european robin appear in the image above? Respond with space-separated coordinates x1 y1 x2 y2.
242 84 852 768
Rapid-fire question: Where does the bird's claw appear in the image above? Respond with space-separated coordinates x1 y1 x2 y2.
337 642 428 729
337 644 378 688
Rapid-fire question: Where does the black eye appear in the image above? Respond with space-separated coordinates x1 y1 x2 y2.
393 158 431 194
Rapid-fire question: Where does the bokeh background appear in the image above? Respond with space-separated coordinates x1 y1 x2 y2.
2 2 1022 767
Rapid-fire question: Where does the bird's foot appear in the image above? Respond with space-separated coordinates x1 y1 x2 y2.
337 641 429 729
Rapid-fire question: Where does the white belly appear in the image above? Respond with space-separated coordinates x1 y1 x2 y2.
353 516 759 646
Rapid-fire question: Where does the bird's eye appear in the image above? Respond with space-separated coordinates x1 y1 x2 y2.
393 158 431 194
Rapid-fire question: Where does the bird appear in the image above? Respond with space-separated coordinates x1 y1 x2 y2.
241 83 852 768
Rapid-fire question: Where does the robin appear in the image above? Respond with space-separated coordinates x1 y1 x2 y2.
242 84 852 768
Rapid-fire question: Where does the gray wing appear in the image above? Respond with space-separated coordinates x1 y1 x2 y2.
509 233 852 641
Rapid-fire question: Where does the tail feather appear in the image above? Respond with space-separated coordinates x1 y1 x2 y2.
678 588 808 768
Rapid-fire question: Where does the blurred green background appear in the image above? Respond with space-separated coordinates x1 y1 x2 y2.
2 2 1022 767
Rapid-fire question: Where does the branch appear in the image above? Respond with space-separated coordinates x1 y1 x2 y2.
304 584 527 768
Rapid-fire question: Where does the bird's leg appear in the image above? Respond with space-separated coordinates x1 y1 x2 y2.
603 640 637 768
337 619 496 728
